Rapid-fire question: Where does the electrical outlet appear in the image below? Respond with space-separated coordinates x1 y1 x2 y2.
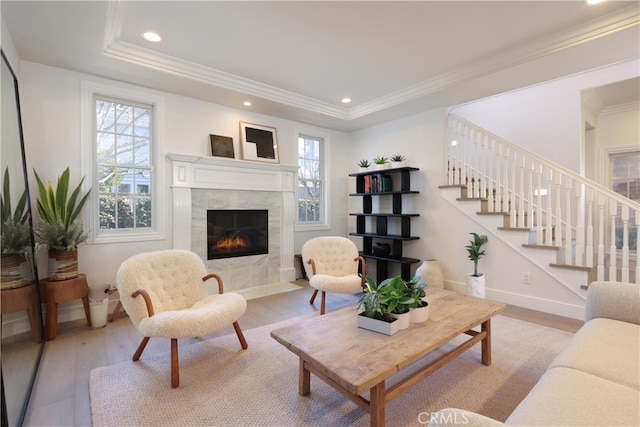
522 272 532 285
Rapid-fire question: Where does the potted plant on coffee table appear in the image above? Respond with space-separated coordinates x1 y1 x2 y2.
378 276 414 330
356 276 399 335
1 167 34 289
407 279 429 323
465 232 488 298
34 167 91 281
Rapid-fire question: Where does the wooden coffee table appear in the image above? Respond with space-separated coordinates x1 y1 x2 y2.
271 287 506 427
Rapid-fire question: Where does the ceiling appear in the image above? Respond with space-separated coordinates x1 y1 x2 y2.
2 1 639 132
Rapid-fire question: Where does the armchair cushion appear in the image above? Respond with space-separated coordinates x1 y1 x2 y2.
309 273 363 294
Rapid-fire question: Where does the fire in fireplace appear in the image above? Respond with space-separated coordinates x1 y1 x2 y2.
207 209 268 260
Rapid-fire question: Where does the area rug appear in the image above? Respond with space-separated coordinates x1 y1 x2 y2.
90 314 573 426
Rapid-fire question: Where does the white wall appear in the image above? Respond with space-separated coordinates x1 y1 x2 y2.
451 60 639 173
17 61 350 323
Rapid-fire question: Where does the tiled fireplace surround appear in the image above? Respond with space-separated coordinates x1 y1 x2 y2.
168 154 298 292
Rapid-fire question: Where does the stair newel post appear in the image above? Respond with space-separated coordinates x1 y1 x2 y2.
564 177 572 265
535 161 543 244
502 144 509 213
554 174 563 250
488 138 496 205
608 200 618 281
585 189 594 268
545 168 554 246
527 158 535 229
620 205 629 283
518 154 526 228
494 142 502 213
635 214 640 284
480 134 488 200
597 195 605 281
463 125 471 189
473 128 480 198
574 182 585 267
509 150 516 226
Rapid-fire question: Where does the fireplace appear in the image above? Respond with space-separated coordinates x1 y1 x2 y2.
207 209 268 260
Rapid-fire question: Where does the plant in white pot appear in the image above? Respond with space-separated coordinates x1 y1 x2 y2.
372 156 389 170
357 159 370 172
356 276 399 335
1 167 34 289
34 167 91 281
407 278 429 323
465 232 488 298
390 154 406 168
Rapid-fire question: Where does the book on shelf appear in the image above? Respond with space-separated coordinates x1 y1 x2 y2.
364 175 372 193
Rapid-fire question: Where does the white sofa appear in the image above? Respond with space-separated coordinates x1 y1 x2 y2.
430 281 640 427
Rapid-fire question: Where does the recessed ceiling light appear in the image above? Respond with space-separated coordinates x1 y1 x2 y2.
243 101 252 107
142 32 161 42
341 97 352 104
586 0 605 4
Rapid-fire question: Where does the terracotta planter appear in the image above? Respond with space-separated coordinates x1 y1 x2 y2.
48 249 79 281
1 254 34 290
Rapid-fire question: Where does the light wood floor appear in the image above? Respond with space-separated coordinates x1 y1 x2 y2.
21 281 583 426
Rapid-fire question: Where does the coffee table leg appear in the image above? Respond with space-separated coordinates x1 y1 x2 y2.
370 381 385 427
299 359 310 396
481 319 492 366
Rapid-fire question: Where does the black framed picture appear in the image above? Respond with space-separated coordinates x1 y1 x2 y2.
209 134 235 158
239 122 279 164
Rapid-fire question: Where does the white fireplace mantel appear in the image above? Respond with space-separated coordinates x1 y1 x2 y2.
167 153 298 283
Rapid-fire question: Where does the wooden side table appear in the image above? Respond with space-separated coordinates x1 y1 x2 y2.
0 284 42 343
39 274 90 340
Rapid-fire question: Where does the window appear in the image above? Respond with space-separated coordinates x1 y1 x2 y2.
95 96 153 232
609 150 639 250
297 134 327 228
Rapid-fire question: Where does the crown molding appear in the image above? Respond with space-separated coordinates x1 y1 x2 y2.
103 1 639 122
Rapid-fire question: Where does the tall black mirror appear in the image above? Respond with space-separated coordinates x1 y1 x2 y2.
1 49 44 427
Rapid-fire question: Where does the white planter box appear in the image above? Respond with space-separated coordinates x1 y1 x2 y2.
357 313 399 335
466 274 486 298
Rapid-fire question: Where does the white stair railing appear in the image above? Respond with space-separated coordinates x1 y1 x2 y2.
447 114 639 284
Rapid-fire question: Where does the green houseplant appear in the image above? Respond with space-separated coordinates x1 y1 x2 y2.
390 154 406 168
357 159 370 170
372 156 389 170
34 167 91 281
1 167 34 289
465 232 488 298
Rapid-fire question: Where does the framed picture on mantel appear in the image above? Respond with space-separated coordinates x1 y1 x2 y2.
240 122 279 164
209 134 235 158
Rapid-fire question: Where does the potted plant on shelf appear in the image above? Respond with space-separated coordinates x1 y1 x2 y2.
372 156 389 170
390 154 406 168
465 232 488 298
357 159 370 172
356 276 398 335
1 167 34 290
34 167 91 281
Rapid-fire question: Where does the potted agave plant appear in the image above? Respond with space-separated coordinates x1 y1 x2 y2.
34 167 91 281
1 167 34 289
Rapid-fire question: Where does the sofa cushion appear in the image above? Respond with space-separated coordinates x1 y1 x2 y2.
506 367 640 427
548 318 640 390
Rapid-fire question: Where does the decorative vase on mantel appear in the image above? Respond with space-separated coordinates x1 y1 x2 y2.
415 259 444 289
48 249 79 281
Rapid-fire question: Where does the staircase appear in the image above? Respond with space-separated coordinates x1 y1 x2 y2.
440 114 639 300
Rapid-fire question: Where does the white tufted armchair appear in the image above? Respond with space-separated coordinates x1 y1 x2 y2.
301 236 366 315
116 250 248 388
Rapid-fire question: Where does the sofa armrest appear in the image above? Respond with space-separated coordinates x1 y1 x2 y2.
585 281 640 324
428 408 506 427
